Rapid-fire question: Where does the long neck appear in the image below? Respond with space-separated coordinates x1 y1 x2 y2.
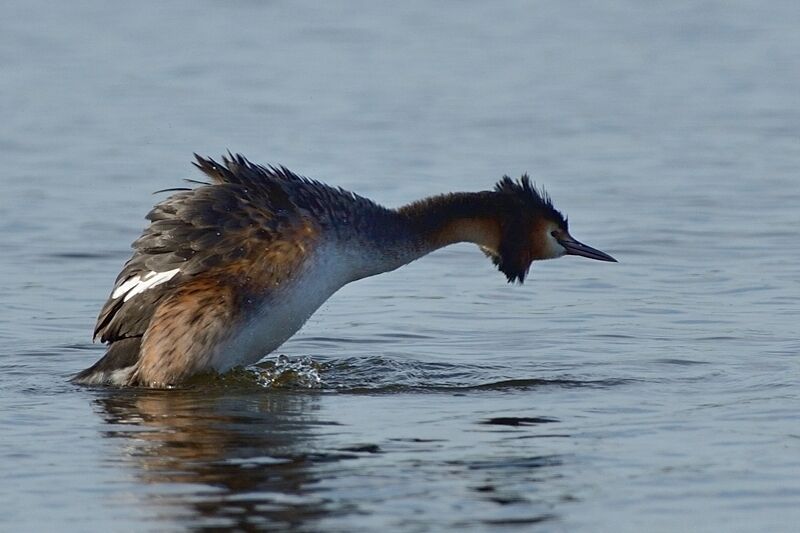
334 192 501 281
397 191 503 252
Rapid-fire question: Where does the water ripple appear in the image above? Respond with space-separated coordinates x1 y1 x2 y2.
178 355 636 394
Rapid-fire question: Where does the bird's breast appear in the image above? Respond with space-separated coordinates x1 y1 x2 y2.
209 241 364 371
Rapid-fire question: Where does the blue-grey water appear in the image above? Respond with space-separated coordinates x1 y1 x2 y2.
2 1 799 531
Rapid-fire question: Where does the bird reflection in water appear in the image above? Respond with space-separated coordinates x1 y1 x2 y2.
94 388 348 530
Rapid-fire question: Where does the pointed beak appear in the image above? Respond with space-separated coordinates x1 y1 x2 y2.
559 235 617 262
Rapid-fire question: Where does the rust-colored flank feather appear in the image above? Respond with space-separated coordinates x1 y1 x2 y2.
73 154 616 387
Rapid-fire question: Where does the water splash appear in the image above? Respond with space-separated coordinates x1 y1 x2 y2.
245 355 628 393
253 355 324 389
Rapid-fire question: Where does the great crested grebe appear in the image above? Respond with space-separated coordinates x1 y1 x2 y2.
73 154 616 387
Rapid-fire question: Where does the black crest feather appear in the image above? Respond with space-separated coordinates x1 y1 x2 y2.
494 174 567 229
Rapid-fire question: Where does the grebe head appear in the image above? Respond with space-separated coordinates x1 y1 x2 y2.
486 175 617 283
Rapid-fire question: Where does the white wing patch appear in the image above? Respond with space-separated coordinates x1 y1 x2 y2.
112 269 180 302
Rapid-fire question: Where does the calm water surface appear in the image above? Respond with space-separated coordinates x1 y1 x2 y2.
2 1 799 531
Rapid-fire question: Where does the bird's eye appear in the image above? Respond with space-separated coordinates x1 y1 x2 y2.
550 231 558 238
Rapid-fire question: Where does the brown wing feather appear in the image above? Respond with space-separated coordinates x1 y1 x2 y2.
94 155 312 344
128 276 242 386
129 217 320 387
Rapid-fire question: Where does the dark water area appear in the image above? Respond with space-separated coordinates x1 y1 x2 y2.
2 1 799 531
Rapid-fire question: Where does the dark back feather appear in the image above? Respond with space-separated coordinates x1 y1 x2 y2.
94 154 394 343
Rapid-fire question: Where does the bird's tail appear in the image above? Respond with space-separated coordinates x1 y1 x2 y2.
71 337 142 386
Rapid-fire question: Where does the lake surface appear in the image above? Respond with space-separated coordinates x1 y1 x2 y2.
2 1 799 531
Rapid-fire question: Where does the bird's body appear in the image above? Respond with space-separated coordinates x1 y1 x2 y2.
74 154 616 388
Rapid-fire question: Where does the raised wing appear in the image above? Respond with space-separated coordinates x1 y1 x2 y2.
94 154 312 343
